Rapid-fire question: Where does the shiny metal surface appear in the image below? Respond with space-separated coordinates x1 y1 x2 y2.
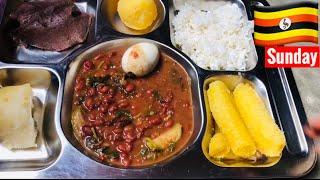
62 38 204 169
0 0 317 178
169 0 258 71
0 65 62 171
278 68 308 154
100 0 166 35
0 0 97 63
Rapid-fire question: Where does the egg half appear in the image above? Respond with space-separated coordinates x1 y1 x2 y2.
122 42 159 77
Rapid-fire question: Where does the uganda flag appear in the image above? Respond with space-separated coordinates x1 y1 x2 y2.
254 2 318 46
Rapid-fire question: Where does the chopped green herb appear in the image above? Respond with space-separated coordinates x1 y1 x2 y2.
86 76 110 87
152 90 163 101
99 147 119 160
140 146 149 157
115 109 133 120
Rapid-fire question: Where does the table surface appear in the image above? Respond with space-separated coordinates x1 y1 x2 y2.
266 0 320 178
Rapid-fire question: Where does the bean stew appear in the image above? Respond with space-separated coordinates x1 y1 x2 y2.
71 46 194 168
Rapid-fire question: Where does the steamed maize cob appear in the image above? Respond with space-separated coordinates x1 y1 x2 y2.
207 81 256 158
233 83 286 157
209 133 240 160
209 133 230 158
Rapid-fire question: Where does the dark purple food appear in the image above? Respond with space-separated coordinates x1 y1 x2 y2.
0 0 6 23
7 0 92 51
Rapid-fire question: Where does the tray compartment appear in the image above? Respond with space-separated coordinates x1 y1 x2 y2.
201 74 282 167
169 0 258 72
61 38 204 168
0 0 97 64
99 0 166 36
0 65 62 171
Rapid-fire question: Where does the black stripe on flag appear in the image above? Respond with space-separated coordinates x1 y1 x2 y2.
255 22 318 33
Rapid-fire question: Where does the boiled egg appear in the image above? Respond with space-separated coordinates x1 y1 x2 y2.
122 42 159 77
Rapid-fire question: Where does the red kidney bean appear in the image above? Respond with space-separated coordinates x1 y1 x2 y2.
149 117 162 126
84 98 94 110
164 96 172 103
102 95 113 104
97 85 109 94
114 134 123 141
108 88 115 96
87 87 96 97
164 120 174 128
135 125 144 133
124 132 136 143
143 122 151 129
160 107 168 116
103 64 109 71
118 101 129 108
83 60 95 71
146 89 153 95
125 143 132 152
82 126 93 136
76 76 83 83
136 132 143 139
108 104 118 114
107 134 113 141
124 125 134 133
116 143 127 153
88 113 97 122
74 81 85 92
99 105 108 114
93 120 103 126
167 109 174 116
125 83 135 93
93 98 101 108
113 128 123 135
116 143 132 154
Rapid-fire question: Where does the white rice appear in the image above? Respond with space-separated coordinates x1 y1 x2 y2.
172 1 254 70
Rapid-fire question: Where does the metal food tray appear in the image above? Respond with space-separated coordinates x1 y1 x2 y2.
0 0 316 178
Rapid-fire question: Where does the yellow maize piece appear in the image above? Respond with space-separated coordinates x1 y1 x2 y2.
209 133 230 158
233 83 286 157
207 81 256 158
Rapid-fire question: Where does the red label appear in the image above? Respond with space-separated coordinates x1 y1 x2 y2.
265 46 320 68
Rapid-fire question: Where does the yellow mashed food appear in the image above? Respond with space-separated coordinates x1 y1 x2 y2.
117 0 158 30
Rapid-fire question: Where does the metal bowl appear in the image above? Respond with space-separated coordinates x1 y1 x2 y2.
100 0 166 35
61 38 204 169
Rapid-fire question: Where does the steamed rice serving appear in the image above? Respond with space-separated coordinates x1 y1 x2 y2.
172 1 253 70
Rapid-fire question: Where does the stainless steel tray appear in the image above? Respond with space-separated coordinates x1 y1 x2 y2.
0 0 317 178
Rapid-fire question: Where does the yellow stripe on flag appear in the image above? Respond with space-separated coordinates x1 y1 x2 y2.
254 29 318 41
254 7 318 19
